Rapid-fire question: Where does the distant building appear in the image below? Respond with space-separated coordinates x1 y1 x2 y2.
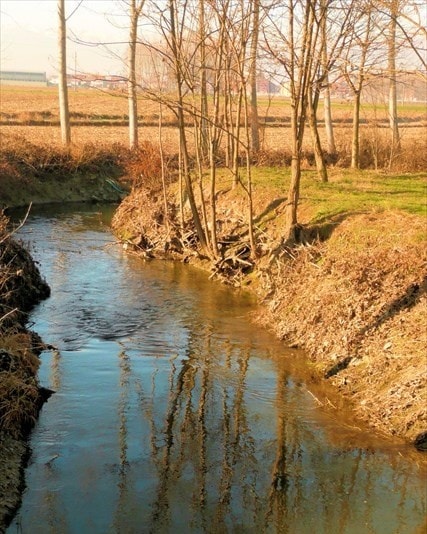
48 73 127 90
257 75 281 95
0 71 47 86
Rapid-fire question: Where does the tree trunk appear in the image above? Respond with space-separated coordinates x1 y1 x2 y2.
308 89 328 182
388 0 400 152
320 0 335 155
323 77 336 155
249 0 260 154
198 0 209 161
283 0 313 241
128 0 144 149
351 91 361 169
58 0 71 146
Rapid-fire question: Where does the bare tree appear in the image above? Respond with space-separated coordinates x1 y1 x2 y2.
167 0 208 252
341 1 382 169
58 0 71 145
320 0 336 155
266 1 323 240
126 0 146 149
387 0 401 151
249 0 261 153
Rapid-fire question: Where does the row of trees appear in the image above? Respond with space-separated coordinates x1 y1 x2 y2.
58 0 426 253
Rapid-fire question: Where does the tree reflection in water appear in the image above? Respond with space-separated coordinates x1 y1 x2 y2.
10 210 426 534
98 324 426 534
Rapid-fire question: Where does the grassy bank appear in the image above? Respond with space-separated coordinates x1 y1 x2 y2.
112 165 427 447
256 212 426 441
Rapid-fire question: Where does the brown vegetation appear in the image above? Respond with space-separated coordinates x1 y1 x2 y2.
0 213 50 437
0 212 53 529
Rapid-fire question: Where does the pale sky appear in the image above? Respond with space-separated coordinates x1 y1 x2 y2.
0 0 131 76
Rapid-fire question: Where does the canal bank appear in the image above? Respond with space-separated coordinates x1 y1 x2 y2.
5 207 427 533
0 214 50 530
112 184 427 448
0 172 426 530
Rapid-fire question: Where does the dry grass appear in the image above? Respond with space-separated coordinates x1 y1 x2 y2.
0 372 41 438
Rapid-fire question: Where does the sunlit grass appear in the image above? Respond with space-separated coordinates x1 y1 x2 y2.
217 167 427 223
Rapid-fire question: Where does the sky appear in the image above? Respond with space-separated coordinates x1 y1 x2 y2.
1 0 425 79
0 0 131 77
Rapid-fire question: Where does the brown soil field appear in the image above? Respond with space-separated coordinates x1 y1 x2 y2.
1 86 426 171
1 85 426 124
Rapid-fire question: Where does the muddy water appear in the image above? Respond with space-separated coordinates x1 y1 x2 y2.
7 205 426 534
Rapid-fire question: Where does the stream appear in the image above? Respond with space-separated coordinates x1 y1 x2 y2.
7 204 426 534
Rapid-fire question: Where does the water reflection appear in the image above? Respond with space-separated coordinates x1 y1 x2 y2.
7 207 427 534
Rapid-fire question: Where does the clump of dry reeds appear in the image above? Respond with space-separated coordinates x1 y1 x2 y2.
335 127 427 171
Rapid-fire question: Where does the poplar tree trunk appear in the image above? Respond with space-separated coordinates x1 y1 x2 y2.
323 76 336 155
58 0 71 146
198 0 209 160
388 0 400 152
320 0 335 155
308 89 328 182
128 0 144 149
249 0 260 153
351 91 361 169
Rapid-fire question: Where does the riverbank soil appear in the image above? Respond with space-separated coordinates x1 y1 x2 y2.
0 133 131 210
112 179 427 448
256 212 426 441
0 214 51 530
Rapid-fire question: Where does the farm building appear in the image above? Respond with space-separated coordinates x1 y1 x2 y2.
0 71 47 86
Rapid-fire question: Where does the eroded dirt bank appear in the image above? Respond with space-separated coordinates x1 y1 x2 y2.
256 212 426 442
112 187 427 448
0 172 125 210
0 214 51 531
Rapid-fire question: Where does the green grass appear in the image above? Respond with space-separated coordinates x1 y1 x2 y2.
217 167 427 223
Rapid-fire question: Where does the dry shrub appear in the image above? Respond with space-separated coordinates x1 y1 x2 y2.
335 125 427 171
252 148 292 167
68 142 123 174
0 332 41 376
0 134 124 180
123 141 166 191
112 186 176 249
0 238 50 324
389 138 427 172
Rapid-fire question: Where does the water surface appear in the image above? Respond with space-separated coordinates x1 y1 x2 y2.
7 205 426 534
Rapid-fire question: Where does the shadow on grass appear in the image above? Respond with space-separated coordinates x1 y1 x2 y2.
253 197 287 225
301 211 367 243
